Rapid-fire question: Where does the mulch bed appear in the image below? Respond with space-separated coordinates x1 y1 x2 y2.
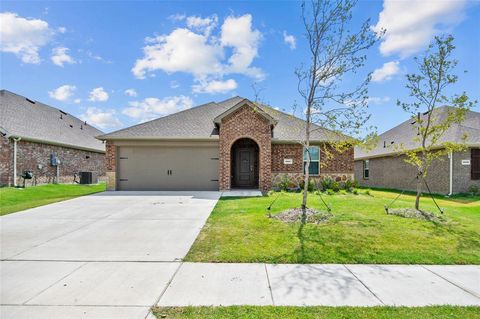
387 208 446 223
271 208 333 224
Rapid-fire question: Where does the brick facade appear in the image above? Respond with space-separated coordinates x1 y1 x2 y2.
219 104 272 192
0 135 13 185
0 138 105 186
105 140 117 190
271 142 354 188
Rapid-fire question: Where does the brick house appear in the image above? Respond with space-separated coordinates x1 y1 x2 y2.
0 90 106 186
354 107 480 195
98 97 353 192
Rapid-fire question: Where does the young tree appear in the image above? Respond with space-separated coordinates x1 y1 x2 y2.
296 0 378 213
397 35 475 210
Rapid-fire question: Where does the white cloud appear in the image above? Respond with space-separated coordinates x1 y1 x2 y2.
58 26 67 33
88 87 109 102
48 85 76 101
80 107 122 130
372 0 467 57
132 14 264 89
283 31 296 50
132 28 223 79
74 98 81 104
122 96 194 121
0 12 54 63
186 15 218 36
124 88 137 97
220 14 263 79
85 50 112 64
192 79 237 94
371 61 400 82
168 14 186 22
367 96 391 105
51 46 75 66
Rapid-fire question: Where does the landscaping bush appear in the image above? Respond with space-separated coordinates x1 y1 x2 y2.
344 179 354 192
331 181 340 192
364 189 372 196
278 174 292 191
468 185 479 196
352 188 359 195
300 178 317 192
326 189 335 195
320 177 334 191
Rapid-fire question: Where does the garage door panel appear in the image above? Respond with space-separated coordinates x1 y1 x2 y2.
118 146 219 191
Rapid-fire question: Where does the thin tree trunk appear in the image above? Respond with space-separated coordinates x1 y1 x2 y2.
302 105 312 213
415 174 422 210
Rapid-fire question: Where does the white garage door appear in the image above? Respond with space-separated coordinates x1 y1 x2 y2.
117 146 219 191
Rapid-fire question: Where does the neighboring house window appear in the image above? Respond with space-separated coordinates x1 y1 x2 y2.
472 148 480 180
303 146 319 175
363 160 369 179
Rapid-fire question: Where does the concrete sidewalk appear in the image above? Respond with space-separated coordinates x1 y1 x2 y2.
157 263 480 307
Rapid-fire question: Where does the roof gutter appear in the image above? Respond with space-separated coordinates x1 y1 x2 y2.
12 136 105 154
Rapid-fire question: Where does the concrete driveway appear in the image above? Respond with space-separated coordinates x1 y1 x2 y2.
0 191 220 319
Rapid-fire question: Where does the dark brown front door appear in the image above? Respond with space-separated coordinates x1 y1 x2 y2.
235 148 255 187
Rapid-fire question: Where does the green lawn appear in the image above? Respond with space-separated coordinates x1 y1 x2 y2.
0 183 106 216
153 306 480 319
185 190 480 264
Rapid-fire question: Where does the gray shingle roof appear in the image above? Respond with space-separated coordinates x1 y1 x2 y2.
98 96 346 142
355 106 480 160
0 90 105 153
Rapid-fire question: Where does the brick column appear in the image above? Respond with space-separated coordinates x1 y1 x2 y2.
105 141 116 190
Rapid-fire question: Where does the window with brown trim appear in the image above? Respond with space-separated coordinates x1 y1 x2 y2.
472 148 480 180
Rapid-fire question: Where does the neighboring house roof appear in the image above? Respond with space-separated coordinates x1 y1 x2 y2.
0 90 105 153
355 106 480 160
98 96 347 142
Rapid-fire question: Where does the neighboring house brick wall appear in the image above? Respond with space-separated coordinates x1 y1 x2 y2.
7 140 105 186
105 140 117 190
354 153 449 194
452 148 480 193
219 105 272 193
0 135 12 185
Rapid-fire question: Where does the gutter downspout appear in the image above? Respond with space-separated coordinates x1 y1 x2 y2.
448 150 453 196
12 137 21 187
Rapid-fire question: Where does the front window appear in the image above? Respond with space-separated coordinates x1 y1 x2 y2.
363 160 369 179
303 146 319 175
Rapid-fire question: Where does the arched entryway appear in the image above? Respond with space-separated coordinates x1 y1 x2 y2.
230 138 259 188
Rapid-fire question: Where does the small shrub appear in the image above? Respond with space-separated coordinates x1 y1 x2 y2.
364 189 371 196
326 189 335 195
331 181 340 192
344 179 355 192
279 174 291 191
300 178 317 192
321 177 334 191
468 185 479 195
353 188 359 195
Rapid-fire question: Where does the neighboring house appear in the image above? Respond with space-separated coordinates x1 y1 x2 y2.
354 107 480 195
0 90 106 186
98 97 353 192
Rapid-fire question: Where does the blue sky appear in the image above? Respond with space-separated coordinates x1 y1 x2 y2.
1 1 479 134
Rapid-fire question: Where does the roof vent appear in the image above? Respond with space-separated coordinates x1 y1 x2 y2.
69 124 73 128
26 98 36 104
80 125 83 130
